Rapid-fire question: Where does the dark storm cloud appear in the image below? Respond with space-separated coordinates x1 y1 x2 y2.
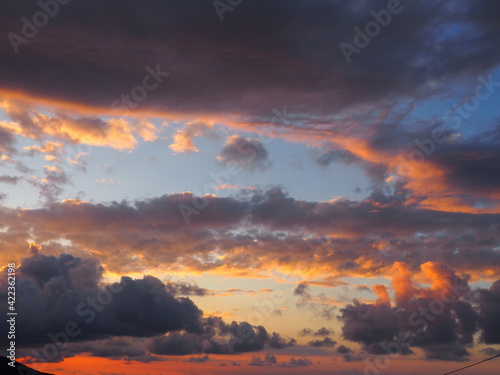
0 252 297 361
217 136 270 173
307 114 500 209
339 265 500 361
20 247 103 289
226 323 271 353
340 301 409 355
1 1 500 217
360 118 500 207
476 280 500 344
0 252 205 348
1 1 499 118
429 137 500 195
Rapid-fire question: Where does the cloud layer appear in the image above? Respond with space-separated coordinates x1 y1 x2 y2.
1 188 498 280
0 251 295 362
339 262 500 361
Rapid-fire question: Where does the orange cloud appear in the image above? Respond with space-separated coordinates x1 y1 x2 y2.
216 184 239 190
373 284 391 305
0 97 165 152
95 178 118 185
169 122 217 153
391 262 418 304
24 141 64 155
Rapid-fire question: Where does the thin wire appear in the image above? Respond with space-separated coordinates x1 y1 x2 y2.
442 354 500 375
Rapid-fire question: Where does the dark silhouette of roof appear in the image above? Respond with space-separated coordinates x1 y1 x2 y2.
0 356 55 375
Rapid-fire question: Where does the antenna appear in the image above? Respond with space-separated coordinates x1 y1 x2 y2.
443 353 500 375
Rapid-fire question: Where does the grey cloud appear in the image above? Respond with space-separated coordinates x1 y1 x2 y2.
268 332 296 349
339 269 500 361
164 280 208 296
308 337 336 348
0 252 203 348
217 136 270 173
1 1 499 120
0 175 20 185
186 355 210 363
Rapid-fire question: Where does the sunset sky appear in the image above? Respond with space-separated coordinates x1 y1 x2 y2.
1 1 500 374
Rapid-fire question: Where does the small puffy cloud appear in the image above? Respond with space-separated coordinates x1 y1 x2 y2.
298 328 313 336
314 327 334 336
186 356 210 363
215 184 238 190
164 280 208 296
44 165 63 173
299 327 334 337
249 353 277 366
294 282 310 297
308 337 336 348
249 354 313 368
135 119 160 142
169 122 218 153
0 175 20 185
217 135 270 173
312 147 360 167
29 168 72 203
268 332 296 349
24 141 64 156
95 178 118 185
281 357 312 367
335 345 363 362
